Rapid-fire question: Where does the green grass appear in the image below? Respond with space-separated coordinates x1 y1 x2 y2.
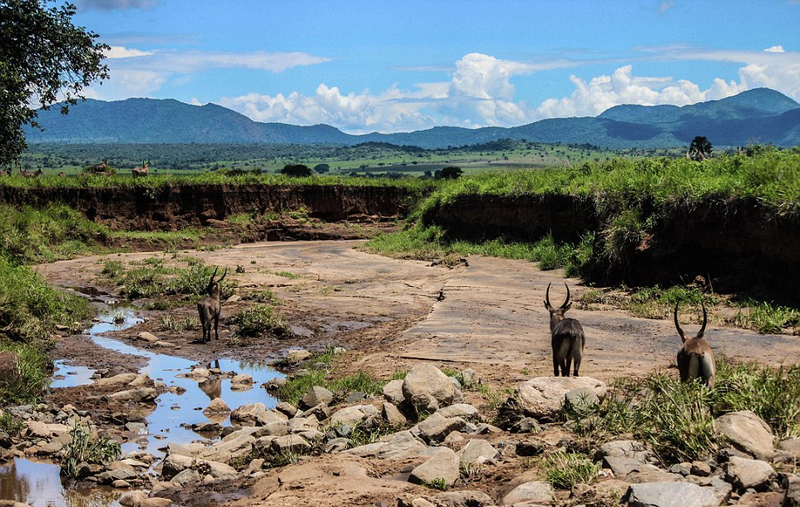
542 451 600 489
566 357 800 464
233 305 292 337
60 423 122 479
102 258 236 300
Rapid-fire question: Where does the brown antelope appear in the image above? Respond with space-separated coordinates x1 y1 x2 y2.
90 158 108 173
132 160 149 178
674 302 716 388
58 172 66 178
544 282 586 377
198 267 227 343
20 168 42 178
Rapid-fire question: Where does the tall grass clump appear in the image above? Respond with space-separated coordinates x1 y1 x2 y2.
0 203 109 264
567 356 800 464
60 424 122 479
233 305 292 338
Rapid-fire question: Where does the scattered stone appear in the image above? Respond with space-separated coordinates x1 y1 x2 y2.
434 490 494 507
726 456 775 491
382 379 405 405
595 440 656 464
510 417 541 434
271 434 311 455
515 376 607 421
402 364 460 413
784 474 800 507
715 410 775 461
119 491 173 507
626 464 681 484
417 413 468 444
301 386 334 409
408 446 460 487
457 439 498 466
203 398 230 414
346 430 427 460
622 481 719 507
275 402 298 418
437 403 480 419
564 386 600 413
501 480 555 505
382 402 408 427
329 404 379 427
603 456 646 477
94 373 138 388
285 349 312 364
230 403 268 426
690 461 712 477
108 387 158 403
135 332 159 343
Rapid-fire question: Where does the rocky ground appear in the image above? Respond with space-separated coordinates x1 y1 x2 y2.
3 239 800 507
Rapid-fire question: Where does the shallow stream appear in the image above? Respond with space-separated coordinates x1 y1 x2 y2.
2 308 284 507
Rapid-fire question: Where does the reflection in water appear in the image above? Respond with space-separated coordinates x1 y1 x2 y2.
2 307 284 505
0 458 122 507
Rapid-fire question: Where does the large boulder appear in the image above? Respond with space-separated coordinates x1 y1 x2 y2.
515 376 607 421
715 411 775 461
725 456 775 491
230 403 268 426
345 430 427 460
402 364 460 413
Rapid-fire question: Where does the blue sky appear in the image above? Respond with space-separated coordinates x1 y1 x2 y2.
73 0 800 134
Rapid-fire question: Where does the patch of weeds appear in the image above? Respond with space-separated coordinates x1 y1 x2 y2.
732 300 800 334
159 315 200 332
423 478 448 491
244 288 280 304
567 372 717 463
273 270 301 279
61 424 122 479
141 299 178 311
269 450 301 468
347 423 385 448
625 284 721 320
233 305 292 338
542 450 600 489
0 412 23 435
460 462 484 483
100 260 124 280
276 370 328 405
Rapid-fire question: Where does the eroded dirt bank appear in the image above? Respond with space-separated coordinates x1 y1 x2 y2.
423 194 800 306
0 184 416 230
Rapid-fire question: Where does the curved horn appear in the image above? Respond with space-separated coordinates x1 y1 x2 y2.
209 266 218 284
217 266 228 284
698 302 708 338
545 282 552 308
562 283 571 309
674 302 686 343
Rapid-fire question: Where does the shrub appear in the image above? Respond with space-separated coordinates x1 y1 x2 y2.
61 424 122 479
542 451 600 489
233 305 292 337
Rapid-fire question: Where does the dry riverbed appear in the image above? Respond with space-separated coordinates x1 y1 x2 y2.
13 239 800 506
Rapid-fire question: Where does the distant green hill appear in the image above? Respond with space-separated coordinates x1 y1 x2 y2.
23 88 800 148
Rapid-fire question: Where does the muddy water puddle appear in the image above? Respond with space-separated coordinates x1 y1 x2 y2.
2 308 284 506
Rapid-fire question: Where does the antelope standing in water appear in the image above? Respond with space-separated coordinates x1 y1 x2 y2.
198 267 227 343
674 302 716 388
544 283 586 377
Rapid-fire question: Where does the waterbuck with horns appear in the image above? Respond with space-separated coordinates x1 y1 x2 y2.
674 302 716 388
544 282 586 377
198 267 227 343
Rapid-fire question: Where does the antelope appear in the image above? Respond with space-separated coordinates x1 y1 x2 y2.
132 160 149 178
58 172 66 178
20 168 42 178
90 158 108 173
674 302 716 388
544 282 586 377
197 267 227 343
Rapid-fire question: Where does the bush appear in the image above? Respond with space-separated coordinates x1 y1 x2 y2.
281 164 313 177
233 305 292 337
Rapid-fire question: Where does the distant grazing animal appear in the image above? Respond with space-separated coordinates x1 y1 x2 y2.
20 168 42 178
544 282 586 377
132 159 150 178
674 302 716 388
58 172 66 178
197 267 227 343
90 158 108 173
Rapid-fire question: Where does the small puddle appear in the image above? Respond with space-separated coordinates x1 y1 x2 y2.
0 458 122 507
2 307 284 505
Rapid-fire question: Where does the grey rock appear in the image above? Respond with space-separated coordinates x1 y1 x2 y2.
434 490 495 507
458 369 479 389
382 401 408 427
437 403 480 420
275 402 298 418
325 437 350 453
402 364 459 413
511 417 541 434
501 480 555 505
603 456 645 477
715 410 775 461
623 481 720 507
515 376 607 421
229 403 268 426
329 404 379 427
564 386 600 413
345 430 426 460
97 467 137 485
382 379 405 405
301 385 333 409
408 446 460 487
201 434 255 464
457 439 498 466
595 440 656 464
725 456 775 491
170 468 201 487
626 465 681 484
418 413 468 444
270 434 311 455
783 474 800 507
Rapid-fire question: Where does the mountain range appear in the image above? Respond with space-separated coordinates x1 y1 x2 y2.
24 88 800 149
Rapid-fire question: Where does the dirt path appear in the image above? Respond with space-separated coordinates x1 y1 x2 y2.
37 240 800 389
